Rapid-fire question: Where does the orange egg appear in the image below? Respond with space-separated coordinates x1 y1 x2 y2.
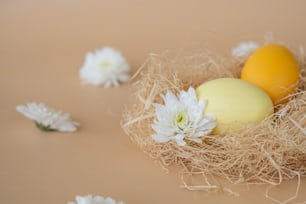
241 44 300 104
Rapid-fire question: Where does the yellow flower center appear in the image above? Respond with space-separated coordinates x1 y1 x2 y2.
174 111 188 130
101 60 111 67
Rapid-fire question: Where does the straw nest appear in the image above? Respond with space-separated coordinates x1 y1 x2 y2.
122 44 306 199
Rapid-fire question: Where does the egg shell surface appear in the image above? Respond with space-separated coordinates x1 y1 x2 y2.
196 78 273 133
241 44 300 104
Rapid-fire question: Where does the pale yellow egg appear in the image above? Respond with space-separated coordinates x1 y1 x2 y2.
196 78 273 133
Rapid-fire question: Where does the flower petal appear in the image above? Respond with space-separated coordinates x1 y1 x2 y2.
68 195 125 204
16 105 39 121
57 121 78 132
152 134 170 143
175 136 186 146
76 195 92 204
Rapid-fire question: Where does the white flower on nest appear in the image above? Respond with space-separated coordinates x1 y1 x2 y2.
16 102 79 132
80 47 130 87
151 87 217 146
231 41 259 58
67 195 126 204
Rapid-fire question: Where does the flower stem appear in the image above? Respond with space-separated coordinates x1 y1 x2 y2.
35 122 54 132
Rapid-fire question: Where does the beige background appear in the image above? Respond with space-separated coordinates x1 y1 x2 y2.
0 0 306 203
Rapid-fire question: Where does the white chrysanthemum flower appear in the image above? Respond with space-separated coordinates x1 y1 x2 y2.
231 41 259 58
67 195 126 204
80 47 130 87
151 87 217 146
16 102 79 132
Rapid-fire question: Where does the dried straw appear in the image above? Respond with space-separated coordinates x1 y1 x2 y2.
122 48 306 201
